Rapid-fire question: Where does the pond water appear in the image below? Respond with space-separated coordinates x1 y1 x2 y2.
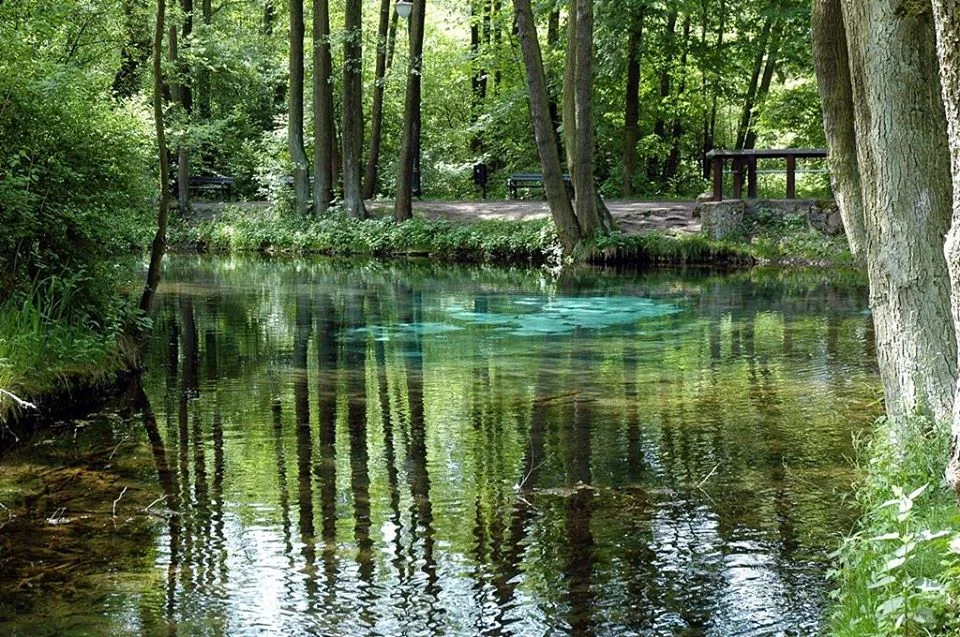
0 257 881 636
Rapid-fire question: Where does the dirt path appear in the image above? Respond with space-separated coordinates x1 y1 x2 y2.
194 199 700 235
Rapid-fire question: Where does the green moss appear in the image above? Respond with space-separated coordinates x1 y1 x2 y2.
828 416 960 636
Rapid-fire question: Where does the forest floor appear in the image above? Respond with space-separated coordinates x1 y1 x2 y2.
192 199 701 235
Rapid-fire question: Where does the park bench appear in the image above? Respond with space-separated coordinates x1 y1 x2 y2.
188 175 234 199
507 172 574 199
704 149 829 201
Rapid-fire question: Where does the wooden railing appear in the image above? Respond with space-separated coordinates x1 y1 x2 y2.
705 149 829 201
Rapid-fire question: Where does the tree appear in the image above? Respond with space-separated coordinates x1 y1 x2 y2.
931 0 960 495
363 0 398 199
289 0 310 215
512 0 581 252
395 0 427 222
342 0 366 219
812 0 956 435
313 0 335 214
622 4 645 197
140 0 171 318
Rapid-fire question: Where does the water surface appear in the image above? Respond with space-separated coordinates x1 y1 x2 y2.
0 257 880 635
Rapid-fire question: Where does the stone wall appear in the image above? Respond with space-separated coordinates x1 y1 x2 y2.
695 199 843 240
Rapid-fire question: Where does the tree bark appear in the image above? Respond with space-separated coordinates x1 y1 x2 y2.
167 21 190 213
647 8 678 181
743 20 783 150
622 5 645 196
663 14 691 182
736 16 772 150
363 0 395 200
931 0 960 495
562 0 577 173
395 0 427 221
512 0 581 254
313 0 334 213
840 0 956 426
197 0 212 122
140 0 170 319
342 0 366 218
572 0 599 234
289 0 310 215
811 0 866 259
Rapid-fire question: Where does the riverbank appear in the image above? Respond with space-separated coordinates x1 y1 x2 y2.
828 416 960 635
174 201 851 266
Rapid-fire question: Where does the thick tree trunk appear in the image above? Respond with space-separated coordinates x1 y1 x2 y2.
736 16 772 150
811 0 866 259
572 0 599 234
931 0 960 495
362 0 395 200
313 0 334 213
841 0 956 426
547 7 563 160
342 0 366 218
512 0 581 253
140 0 170 319
395 0 427 221
622 6 644 196
289 0 310 215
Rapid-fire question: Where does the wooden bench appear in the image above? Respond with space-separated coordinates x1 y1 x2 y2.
188 175 234 199
507 172 574 199
705 149 828 201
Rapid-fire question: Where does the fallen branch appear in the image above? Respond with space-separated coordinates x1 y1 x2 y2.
112 486 128 521
0 389 37 411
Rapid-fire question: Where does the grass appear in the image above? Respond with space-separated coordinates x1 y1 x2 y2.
174 204 756 266
0 278 138 424
828 415 960 636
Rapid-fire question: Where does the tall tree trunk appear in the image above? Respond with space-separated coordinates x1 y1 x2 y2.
470 0 487 153
736 16 773 150
838 0 956 427
313 0 334 213
113 0 152 98
264 0 276 35
512 0 581 254
395 0 427 221
197 0 211 121
140 0 170 319
363 0 395 200
811 0 866 259
931 0 960 496
178 0 193 210
647 8 678 182
167 22 190 212
289 0 310 214
547 6 563 160
704 0 724 176
622 5 645 196
562 0 577 173
663 14 691 183
743 20 783 150
492 0 502 90
342 0 366 218
572 0 599 234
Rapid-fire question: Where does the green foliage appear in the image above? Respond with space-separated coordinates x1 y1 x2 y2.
0 65 153 318
175 205 755 266
740 207 852 265
828 416 960 636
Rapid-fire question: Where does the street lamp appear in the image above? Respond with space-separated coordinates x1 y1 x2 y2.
395 1 412 18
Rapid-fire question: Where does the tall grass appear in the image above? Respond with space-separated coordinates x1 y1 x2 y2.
828 416 960 636
0 276 133 421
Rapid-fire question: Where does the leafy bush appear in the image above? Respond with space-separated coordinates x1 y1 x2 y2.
0 65 153 319
828 416 960 636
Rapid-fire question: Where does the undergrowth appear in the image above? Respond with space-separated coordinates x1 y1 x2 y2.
829 416 960 636
0 276 138 423
174 205 754 266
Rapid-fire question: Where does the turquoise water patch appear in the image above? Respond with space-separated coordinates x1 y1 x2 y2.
448 296 682 336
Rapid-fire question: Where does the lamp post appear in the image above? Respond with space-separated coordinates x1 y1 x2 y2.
394 0 424 219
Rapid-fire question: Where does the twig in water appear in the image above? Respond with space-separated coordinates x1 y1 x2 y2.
0 389 37 411
515 452 554 491
696 462 721 489
144 495 168 513
112 486 128 521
